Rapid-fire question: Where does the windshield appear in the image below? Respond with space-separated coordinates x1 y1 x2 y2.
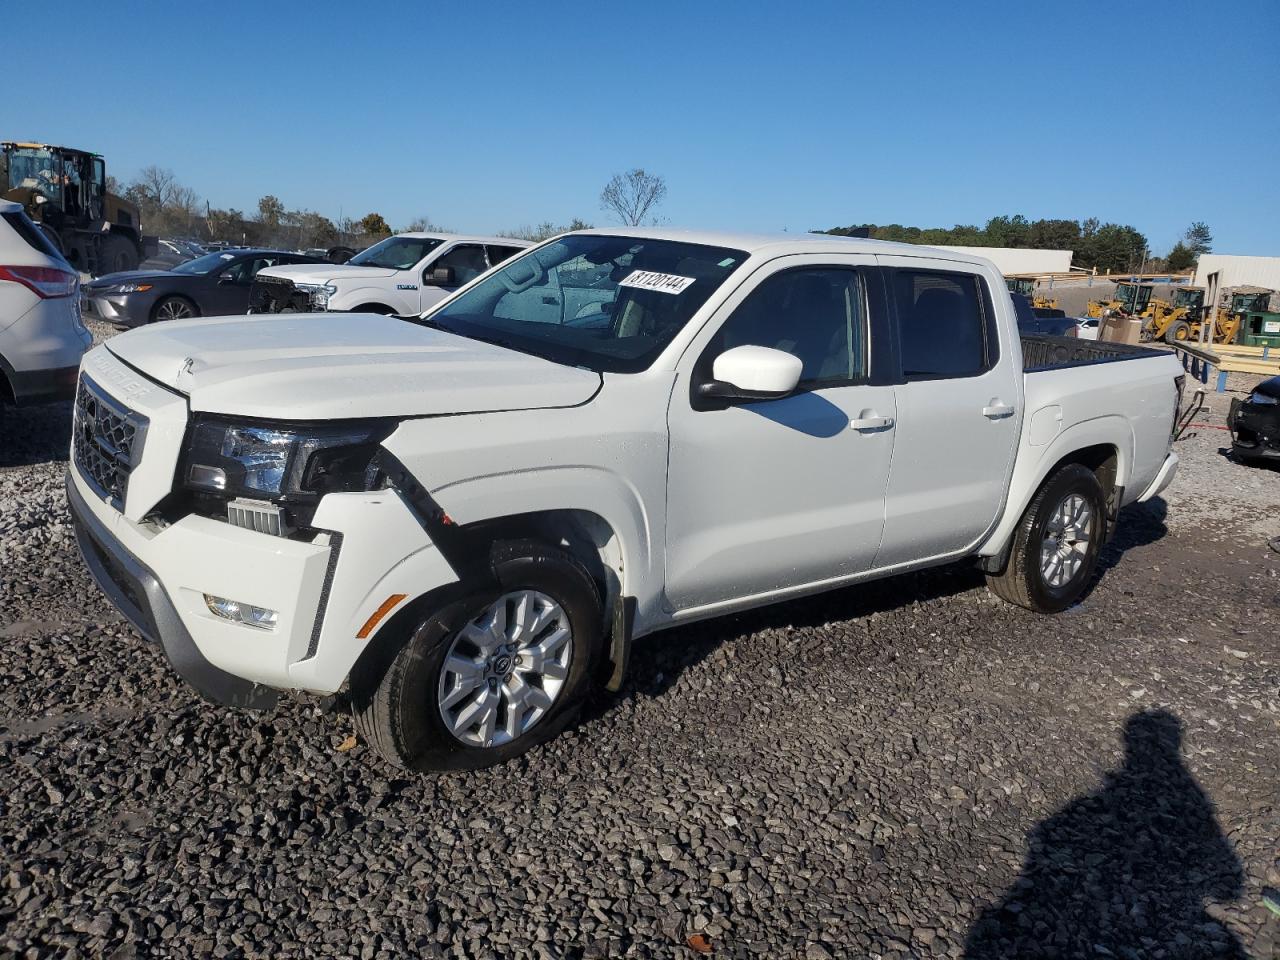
1174 289 1202 308
4 147 60 201
172 251 240 274
426 234 747 373
349 236 443 270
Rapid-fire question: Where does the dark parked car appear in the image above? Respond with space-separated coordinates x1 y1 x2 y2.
138 238 207 272
1229 375 1280 463
81 248 328 327
1011 292 1077 337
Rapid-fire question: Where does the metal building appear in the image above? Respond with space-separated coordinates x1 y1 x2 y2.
933 246 1073 276
1194 255 1280 312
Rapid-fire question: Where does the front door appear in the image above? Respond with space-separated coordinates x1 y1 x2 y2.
419 243 490 312
665 258 897 611
873 257 1021 567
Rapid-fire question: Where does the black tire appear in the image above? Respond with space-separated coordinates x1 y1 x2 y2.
351 541 603 771
986 464 1106 614
151 295 198 323
101 235 138 274
1165 319 1191 344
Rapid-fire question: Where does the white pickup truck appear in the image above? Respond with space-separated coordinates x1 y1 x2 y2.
247 232 529 317
67 229 1184 772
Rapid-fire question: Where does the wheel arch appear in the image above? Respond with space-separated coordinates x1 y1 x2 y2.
150 293 198 322
350 302 397 315
981 417 1132 564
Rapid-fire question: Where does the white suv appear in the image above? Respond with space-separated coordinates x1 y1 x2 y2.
0 199 90 406
248 233 530 317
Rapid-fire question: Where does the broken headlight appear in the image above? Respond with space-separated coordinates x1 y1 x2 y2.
182 416 396 507
295 282 337 310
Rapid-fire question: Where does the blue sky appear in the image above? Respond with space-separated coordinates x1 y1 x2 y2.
7 0 1278 255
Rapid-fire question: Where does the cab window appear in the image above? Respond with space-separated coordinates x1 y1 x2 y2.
430 244 489 286
709 267 868 388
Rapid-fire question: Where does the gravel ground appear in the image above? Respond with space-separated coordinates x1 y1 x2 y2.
2 328 1278 959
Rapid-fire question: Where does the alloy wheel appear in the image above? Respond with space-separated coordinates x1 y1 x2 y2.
1040 493 1093 588
437 590 573 748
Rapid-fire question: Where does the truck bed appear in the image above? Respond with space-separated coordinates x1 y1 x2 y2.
1020 334 1164 372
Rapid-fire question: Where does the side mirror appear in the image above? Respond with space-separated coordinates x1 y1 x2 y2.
698 345 803 402
427 265 455 286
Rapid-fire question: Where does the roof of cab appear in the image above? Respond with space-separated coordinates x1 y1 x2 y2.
396 232 532 246
568 226 998 269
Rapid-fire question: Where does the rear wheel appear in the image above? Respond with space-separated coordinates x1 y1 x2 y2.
351 541 603 771
152 296 198 323
1165 319 1192 344
987 464 1106 614
101 235 138 274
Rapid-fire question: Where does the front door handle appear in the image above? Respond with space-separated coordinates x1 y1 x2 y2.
850 412 895 432
983 401 1015 420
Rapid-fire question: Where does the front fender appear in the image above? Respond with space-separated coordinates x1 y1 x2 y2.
430 465 657 614
980 415 1134 557
329 284 411 314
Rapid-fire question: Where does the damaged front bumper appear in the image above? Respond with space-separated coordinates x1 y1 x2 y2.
1229 397 1280 461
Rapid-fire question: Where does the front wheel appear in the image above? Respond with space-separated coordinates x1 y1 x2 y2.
1165 319 1192 344
152 296 198 322
351 541 603 771
987 464 1106 614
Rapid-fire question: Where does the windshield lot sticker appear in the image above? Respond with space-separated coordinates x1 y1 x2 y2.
619 270 696 295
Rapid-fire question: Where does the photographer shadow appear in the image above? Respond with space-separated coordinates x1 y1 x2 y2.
965 710 1244 958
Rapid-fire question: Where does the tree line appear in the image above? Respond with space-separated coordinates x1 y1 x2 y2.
820 216 1212 274
111 163 1211 274
109 166 600 251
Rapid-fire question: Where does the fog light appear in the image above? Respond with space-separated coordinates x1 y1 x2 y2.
204 594 278 630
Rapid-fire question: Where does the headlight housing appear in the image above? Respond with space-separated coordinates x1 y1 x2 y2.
1247 391 1278 406
181 416 396 525
295 282 337 310
109 282 153 294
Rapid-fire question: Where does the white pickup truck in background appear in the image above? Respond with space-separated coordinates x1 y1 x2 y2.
247 232 529 317
67 229 1184 773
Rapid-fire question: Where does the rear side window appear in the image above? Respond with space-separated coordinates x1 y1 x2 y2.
486 245 523 266
892 270 994 379
1 211 64 261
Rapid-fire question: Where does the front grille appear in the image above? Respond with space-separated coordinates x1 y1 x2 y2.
248 275 307 314
73 376 149 511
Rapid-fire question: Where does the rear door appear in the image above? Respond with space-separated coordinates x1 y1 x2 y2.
873 257 1021 567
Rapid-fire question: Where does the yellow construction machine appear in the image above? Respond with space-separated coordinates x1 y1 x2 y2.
1086 281 1153 320
1005 276 1059 311
1142 286 1245 344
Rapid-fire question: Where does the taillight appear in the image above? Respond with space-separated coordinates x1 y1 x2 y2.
0 265 79 299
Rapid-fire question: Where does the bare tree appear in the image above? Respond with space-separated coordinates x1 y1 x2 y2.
503 218 592 242
600 169 667 226
131 165 179 207
403 216 450 233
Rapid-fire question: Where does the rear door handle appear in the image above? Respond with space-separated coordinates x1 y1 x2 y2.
850 412 895 432
983 401 1015 420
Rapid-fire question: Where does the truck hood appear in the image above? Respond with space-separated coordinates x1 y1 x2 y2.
257 263 400 283
104 314 601 419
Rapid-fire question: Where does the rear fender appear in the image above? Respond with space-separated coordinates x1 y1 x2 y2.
980 416 1134 558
